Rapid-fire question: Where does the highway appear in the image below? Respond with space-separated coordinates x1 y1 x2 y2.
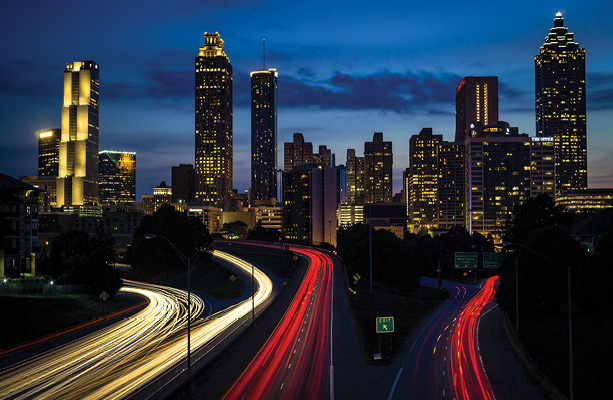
0 250 273 400
223 246 334 400
387 276 499 400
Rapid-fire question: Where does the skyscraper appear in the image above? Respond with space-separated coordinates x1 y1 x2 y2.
195 32 233 210
38 129 60 177
408 128 442 232
98 151 136 205
251 68 278 202
364 132 393 203
535 12 587 191
57 61 99 207
455 76 499 142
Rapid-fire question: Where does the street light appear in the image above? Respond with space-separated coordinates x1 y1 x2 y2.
144 233 206 392
503 241 574 400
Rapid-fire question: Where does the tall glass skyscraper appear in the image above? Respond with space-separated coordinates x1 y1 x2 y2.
57 60 99 207
250 68 278 202
535 12 587 191
195 32 233 209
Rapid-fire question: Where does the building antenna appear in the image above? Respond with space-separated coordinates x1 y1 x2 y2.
263 39 266 70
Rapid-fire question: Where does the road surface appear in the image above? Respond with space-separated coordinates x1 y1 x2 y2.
0 250 273 400
386 276 498 400
223 246 334 400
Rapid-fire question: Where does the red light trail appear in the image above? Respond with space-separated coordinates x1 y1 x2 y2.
223 246 333 400
449 276 498 400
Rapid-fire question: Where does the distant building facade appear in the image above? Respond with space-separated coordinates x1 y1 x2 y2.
556 189 613 212
195 33 233 210
1 174 42 277
172 164 195 203
284 133 313 171
142 182 172 215
437 141 465 230
364 132 393 203
98 151 136 205
57 60 100 207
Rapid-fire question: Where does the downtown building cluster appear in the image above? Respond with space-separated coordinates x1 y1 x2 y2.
4 14 613 277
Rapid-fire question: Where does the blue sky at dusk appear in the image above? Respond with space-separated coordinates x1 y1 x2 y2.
1 0 612 200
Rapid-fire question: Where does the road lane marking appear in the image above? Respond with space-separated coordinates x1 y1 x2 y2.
387 368 403 400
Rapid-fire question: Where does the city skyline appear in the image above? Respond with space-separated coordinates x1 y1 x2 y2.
2 1 613 199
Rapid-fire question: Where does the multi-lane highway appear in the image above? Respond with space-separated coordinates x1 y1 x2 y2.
386 276 499 400
223 246 334 400
0 250 273 400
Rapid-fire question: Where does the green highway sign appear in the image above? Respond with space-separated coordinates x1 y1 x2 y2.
455 252 478 269
376 316 394 333
483 252 503 269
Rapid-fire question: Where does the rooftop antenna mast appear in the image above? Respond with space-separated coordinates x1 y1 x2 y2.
263 39 266 70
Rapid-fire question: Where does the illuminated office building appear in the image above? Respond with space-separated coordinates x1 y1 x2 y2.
195 33 233 209
313 145 331 168
346 148 365 205
437 141 465 230
142 182 172 215
408 128 442 232
282 164 338 246
364 132 393 203
57 61 99 207
251 68 278 202
98 151 136 205
556 189 613 212
455 76 499 142
535 12 587 191
465 124 555 241
38 129 60 177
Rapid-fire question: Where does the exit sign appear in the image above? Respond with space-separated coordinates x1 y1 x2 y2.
376 316 394 333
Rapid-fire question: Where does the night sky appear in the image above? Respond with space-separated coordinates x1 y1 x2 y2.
2 0 612 200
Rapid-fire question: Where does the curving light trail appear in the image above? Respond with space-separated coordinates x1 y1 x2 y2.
0 250 273 400
449 276 498 400
223 245 334 400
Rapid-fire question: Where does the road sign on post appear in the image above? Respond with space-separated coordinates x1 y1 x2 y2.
376 316 394 333
483 252 502 269
455 252 478 269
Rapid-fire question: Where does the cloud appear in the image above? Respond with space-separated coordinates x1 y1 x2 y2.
0 60 59 98
276 70 461 112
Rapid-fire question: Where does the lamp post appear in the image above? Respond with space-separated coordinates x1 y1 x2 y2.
328 220 332 245
368 204 373 293
144 233 205 392
503 241 573 400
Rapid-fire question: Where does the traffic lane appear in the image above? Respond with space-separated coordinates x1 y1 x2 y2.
282 251 331 400
223 247 332 400
387 281 477 400
449 276 498 400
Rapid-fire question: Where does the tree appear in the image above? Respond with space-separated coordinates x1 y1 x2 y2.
497 226 586 317
247 226 281 242
42 231 122 296
127 204 212 273
337 223 417 292
222 221 250 239
503 194 569 244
